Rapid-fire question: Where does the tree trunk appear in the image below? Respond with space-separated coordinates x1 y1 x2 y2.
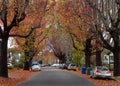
24 61 30 70
23 51 30 70
0 36 8 77
113 50 120 76
85 51 91 68
96 50 102 66
85 38 92 68
23 57 33 70
113 34 120 76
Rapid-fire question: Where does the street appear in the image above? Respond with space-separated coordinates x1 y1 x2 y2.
18 67 95 86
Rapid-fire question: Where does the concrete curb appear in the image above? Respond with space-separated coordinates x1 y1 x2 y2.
111 77 120 83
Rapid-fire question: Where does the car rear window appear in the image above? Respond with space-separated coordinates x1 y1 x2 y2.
32 63 39 66
71 64 75 66
102 67 109 71
97 66 102 70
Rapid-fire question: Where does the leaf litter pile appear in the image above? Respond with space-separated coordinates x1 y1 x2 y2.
68 70 120 86
0 69 40 86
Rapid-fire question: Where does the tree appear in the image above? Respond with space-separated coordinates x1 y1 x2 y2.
15 30 46 70
12 0 50 70
49 27 73 63
42 0 74 63
0 0 29 78
57 0 93 67
85 0 120 76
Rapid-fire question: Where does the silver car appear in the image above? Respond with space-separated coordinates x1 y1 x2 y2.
67 63 76 71
31 63 41 71
90 66 112 79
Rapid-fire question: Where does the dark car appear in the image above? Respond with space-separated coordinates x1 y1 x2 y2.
62 64 68 69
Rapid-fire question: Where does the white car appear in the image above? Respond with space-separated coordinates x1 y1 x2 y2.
51 63 60 67
90 66 112 79
67 63 76 71
31 63 41 71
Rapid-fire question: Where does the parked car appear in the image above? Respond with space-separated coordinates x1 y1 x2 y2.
58 63 64 69
51 63 60 67
90 66 112 79
62 64 68 69
41 64 46 67
67 63 76 71
31 63 41 71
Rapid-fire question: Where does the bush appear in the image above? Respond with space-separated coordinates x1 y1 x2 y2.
11 56 24 70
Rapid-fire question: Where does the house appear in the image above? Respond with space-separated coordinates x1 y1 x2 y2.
101 49 114 65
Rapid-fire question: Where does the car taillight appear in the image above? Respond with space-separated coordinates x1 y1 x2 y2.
96 70 101 73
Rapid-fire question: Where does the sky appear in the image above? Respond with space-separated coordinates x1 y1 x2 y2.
8 37 17 48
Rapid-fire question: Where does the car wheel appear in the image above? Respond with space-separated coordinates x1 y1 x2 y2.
74 69 76 71
90 75 92 78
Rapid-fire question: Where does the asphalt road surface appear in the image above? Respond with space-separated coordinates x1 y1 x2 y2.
18 67 95 86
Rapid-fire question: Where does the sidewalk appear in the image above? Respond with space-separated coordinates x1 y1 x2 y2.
67 70 120 86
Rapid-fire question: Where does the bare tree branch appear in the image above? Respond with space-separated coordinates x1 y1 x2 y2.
7 0 29 32
85 0 110 30
9 24 40 38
